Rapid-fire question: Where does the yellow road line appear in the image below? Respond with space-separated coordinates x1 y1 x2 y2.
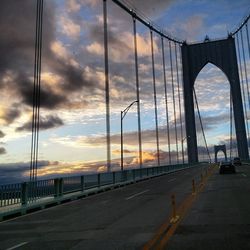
143 165 216 250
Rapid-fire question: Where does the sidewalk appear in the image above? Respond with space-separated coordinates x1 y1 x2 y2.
164 164 250 250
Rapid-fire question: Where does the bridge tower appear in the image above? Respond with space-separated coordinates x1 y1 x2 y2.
181 36 249 163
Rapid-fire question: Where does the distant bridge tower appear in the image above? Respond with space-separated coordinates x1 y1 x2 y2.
214 145 227 163
181 36 249 163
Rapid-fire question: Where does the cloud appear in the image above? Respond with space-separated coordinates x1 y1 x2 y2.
0 147 6 155
60 16 81 39
0 130 5 138
0 0 100 116
49 111 231 151
127 0 175 19
0 159 118 184
79 0 99 8
86 42 103 56
0 160 51 184
67 0 81 13
0 0 55 76
17 77 66 110
169 15 205 42
16 115 64 132
51 41 71 61
87 24 159 61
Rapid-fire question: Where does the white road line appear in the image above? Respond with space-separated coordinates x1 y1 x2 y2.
125 190 149 200
6 242 28 250
168 178 177 182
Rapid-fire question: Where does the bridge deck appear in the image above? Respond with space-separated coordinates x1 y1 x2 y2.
0 164 249 250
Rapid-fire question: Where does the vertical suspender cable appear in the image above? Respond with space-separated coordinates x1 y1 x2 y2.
30 0 43 182
240 29 250 110
103 0 111 172
193 88 211 162
236 33 250 139
132 16 143 168
150 29 160 166
169 41 179 164
35 0 43 181
174 43 184 164
30 0 39 181
161 36 171 165
178 46 186 163
230 91 233 160
240 29 250 149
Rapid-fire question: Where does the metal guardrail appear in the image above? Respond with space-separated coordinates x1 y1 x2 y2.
0 163 199 209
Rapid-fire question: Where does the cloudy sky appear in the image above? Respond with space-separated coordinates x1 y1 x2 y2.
0 0 249 184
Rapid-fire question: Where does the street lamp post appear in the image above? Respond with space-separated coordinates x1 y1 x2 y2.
121 100 138 171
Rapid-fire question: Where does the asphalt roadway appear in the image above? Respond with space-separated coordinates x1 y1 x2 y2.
164 164 250 250
0 163 249 250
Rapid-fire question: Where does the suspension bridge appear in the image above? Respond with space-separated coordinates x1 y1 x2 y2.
1 0 250 249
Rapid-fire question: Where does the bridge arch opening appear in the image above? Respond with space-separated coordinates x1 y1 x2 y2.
216 150 227 162
194 63 233 162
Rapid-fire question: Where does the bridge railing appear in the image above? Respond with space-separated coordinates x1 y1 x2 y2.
0 163 202 209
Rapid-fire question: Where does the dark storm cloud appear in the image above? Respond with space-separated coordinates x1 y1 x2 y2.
16 115 64 132
0 160 51 184
89 24 129 49
18 76 66 109
0 0 55 76
0 130 5 138
0 106 21 124
0 147 6 155
0 1 97 111
54 61 94 92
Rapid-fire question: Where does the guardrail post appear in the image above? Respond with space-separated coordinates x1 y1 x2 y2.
54 178 59 197
146 168 149 176
21 182 28 205
81 176 85 192
59 178 63 195
98 173 101 188
54 178 63 197
132 169 136 181
113 172 115 184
